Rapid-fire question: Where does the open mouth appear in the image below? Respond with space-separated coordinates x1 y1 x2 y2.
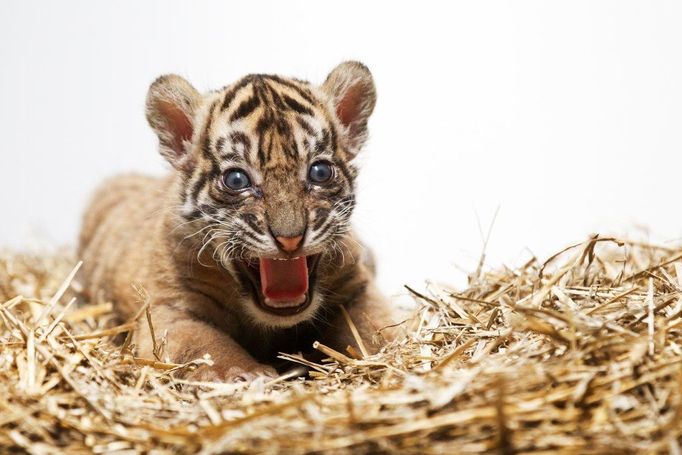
236 255 321 316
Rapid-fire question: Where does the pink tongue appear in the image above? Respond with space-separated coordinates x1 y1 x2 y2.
259 257 309 303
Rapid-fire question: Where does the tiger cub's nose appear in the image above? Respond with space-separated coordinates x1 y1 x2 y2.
275 235 303 253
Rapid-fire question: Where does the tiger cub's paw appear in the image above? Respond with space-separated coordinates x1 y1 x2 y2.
185 362 278 383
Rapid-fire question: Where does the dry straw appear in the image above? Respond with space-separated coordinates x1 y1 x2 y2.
1 235 682 453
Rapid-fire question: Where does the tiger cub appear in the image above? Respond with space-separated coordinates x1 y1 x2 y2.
78 62 396 381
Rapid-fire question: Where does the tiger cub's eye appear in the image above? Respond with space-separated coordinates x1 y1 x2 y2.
308 161 334 184
223 169 251 191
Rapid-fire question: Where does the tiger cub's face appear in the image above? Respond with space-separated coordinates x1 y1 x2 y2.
146 62 376 327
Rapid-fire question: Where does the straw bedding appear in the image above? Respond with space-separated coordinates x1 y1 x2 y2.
1 235 681 454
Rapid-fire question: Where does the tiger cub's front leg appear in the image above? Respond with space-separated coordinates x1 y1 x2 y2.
135 293 277 382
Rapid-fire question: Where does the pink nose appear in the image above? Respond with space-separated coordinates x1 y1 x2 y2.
276 235 303 253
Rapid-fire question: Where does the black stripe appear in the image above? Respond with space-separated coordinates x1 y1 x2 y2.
302 138 310 156
221 152 243 162
283 144 298 160
200 101 221 182
256 112 273 134
265 82 287 110
239 233 263 249
312 208 330 231
215 137 226 155
230 131 251 150
275 117 291 137
335 159 354 187
283 95 313 116
230 96 260 121
207 160 220 179
222 76 254 111
207 185 246 208
243 213 265 236
190 173 208 204
182 208 203 221
228 132 252 165
200 101 218 161
315 129 331 155
312 219 335 241
258 130 272 167
321 186 345 201
202 136 213 160
263 75 317 106
328 127 338 153
296 117 315 136
197 203 218 216
241 228 262 243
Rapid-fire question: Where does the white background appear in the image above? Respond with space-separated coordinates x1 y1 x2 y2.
1 1 681 296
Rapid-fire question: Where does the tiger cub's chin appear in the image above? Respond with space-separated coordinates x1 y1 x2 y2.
78 62 397 383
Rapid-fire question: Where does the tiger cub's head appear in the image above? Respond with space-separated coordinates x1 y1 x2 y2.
146 62 376 327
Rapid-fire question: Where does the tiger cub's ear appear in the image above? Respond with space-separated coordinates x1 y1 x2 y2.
322 61 377 153
146 74 201 171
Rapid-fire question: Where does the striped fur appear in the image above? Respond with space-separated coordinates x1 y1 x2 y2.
174 71 365 260
78 62 396 382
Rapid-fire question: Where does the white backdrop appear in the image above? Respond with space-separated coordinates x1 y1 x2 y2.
1 1 681 296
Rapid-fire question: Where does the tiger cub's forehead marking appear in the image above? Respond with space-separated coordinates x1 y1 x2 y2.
205 74 337 172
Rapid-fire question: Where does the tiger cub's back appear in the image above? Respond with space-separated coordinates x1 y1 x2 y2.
78 174 169 314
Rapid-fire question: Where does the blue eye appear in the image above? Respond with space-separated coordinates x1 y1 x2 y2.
223 169 251 191
308 161 333 184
